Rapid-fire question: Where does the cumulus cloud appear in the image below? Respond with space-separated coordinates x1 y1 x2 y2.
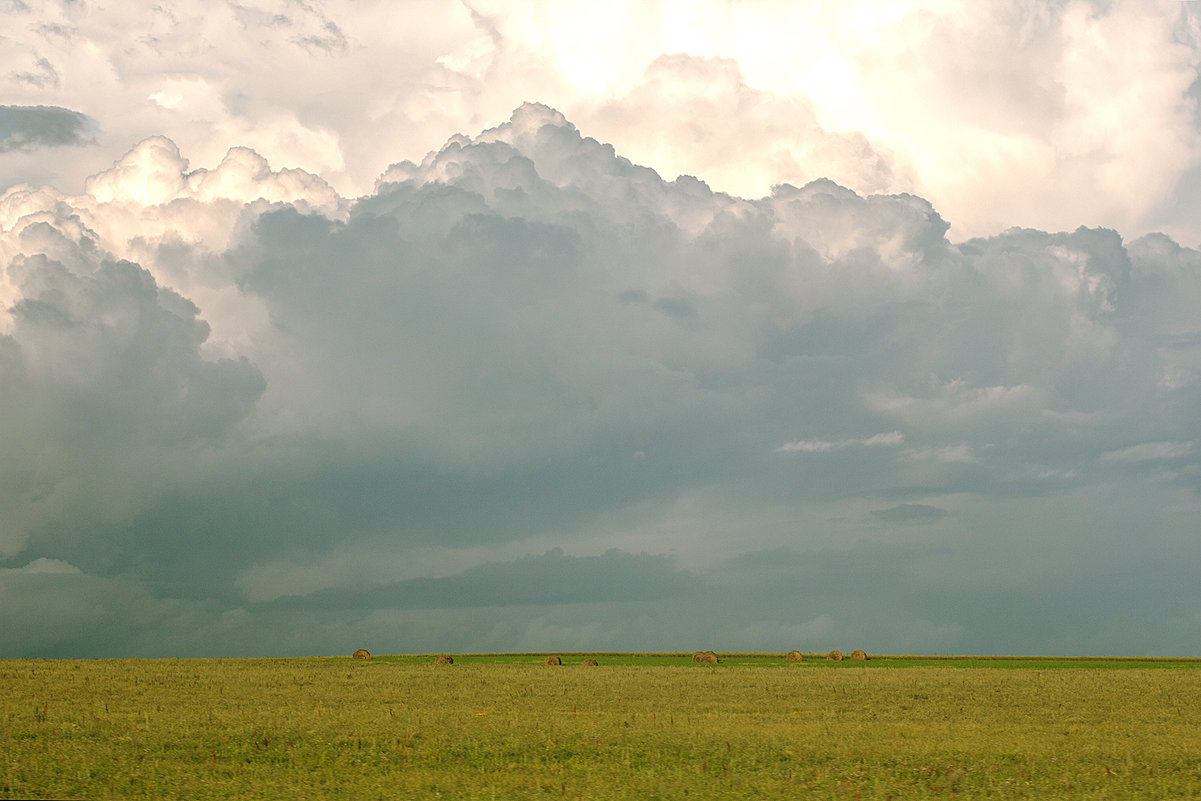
0 9 1195 663
3 1 1201 244
577 54 912 200
3 103 1201 657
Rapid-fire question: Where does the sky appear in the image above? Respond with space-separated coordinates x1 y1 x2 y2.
2 0 1201 658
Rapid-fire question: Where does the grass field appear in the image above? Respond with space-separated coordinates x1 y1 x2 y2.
3 654 1201 799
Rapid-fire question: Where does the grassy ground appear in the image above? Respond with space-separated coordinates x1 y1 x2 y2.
384 652 1201 669
3 654 1201 799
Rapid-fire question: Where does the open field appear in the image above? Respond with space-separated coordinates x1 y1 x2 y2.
377 652 1201 670
4 654 1201 799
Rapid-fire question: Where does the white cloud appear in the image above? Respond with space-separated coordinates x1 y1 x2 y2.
776 431 905 453
577 54 911 201
901 444 979 465
81 136 341 213
2 0 1200 243
2 558 82 575
865 382 1039 429
1100 441 1195 464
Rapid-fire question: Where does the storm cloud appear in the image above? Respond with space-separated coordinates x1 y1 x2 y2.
3 100 1201 657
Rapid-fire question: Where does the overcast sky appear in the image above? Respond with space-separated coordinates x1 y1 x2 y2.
3 0 1201 658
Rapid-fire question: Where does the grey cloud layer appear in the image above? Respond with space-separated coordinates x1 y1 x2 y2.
2 104 1200 657
0 105 95 152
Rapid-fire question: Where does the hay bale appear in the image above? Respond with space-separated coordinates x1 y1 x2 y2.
785 650 803 662
351 648 371 660
434 654 454 665
827 649 843 661
691 651 719 664
850 649 868 661
544 655 562 665
581 658 599 666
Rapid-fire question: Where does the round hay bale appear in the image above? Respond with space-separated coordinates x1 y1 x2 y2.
544 655 562 666
850 649 868 661
351 648 371 660
785 650 803 662
581 658 599 666
691 651 719 664
827 649 844 661
434 654 454 665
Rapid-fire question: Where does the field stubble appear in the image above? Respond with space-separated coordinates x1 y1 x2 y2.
2 656 1200 799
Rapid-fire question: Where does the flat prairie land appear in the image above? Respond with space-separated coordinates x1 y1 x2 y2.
3 654 1201 799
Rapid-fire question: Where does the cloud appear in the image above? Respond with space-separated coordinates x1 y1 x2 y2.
2 1 1200 245
11 57 59 89
900 445 979 465
0 214 265 561
577 54 912 200
776 432 904 454
1100 441 1195 464
866 383 1039 429
3 104 1201 657
80 135 341 212
3 557 82 575
871 504 948 524
262 548 695 610
0 105 95 152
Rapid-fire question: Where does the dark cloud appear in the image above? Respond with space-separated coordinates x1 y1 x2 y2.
11 57 59 88
296 21 347 53
0 223 264 574
0 105 94 151
271 548 694 611
229 3 347 54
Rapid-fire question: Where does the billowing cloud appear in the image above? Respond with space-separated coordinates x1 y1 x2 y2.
3 101 1201 658
3 1 1201 243
577 54 913 201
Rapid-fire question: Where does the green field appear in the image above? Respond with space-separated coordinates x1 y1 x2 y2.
3 654 1201 799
